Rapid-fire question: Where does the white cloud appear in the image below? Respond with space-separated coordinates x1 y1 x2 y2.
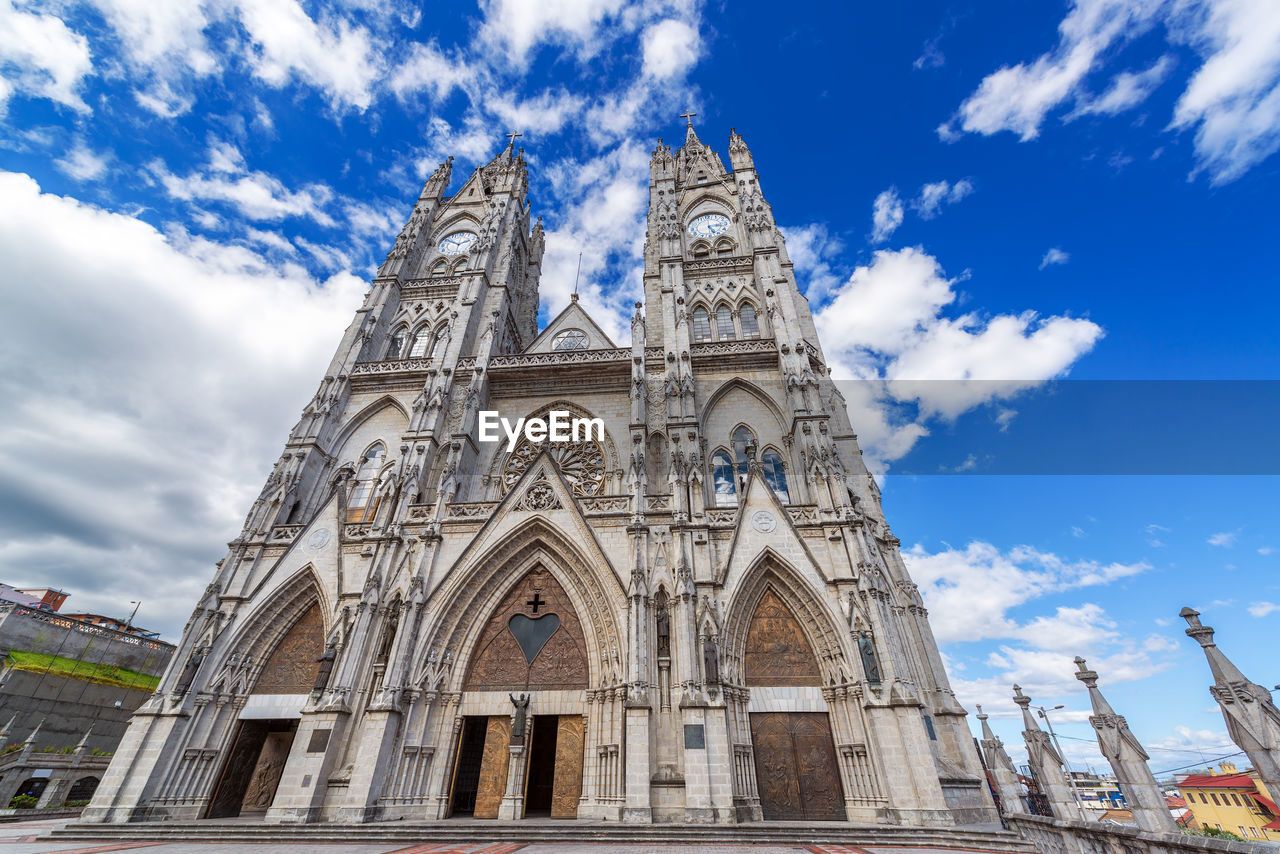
486 88 585 136
0 0 93 114
870 188 904 243
913 178 973 219
478 0 628 65
815 248 1103 422
153 143 336 225
943 0 1280 182
1247 601 1279 618
1170 0 1280 183
54 142 110 181
905 541 1149 645
1040 247 1070 269
390 42 475 103
1259 546 1275 555
779 223 844 304
235 0 383 110
0 170 366 637
1207 529 1239 547
1072 54 1175 117
641 18 700 79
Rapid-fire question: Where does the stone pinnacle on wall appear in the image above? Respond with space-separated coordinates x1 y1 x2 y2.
1012 684 1077 820
1073 657 1177 833
1180 606 1280 801
976 704 1027 815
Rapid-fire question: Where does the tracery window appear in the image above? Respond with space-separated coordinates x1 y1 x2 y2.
712 450 736 506
691 307 712 343
408 327 431 358
429 328 448 360
387 327 407 360
552 328 588 351
715 305 736 340
502 423 606 497
740 303 760 338
761 448 790 503
347 444 385 522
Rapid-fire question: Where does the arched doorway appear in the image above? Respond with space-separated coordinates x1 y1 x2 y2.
744 588 844 821
207 602 323 818
448 568 588 820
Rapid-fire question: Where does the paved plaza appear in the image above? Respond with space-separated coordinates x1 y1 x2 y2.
0 818 1020 854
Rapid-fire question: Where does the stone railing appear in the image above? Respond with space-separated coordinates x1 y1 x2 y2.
268 524 304 542
581 496 631 514
683 256 754 274
487 348 630 369
1008 813 1274 854
351 358 437 376
446 502 497 520
399 278 465 301
787 505 821 525
690 338 776 359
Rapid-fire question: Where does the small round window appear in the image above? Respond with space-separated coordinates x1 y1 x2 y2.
552 329 588 351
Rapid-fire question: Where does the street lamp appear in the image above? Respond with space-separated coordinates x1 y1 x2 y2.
1037 703 1089 822
124 601 141 632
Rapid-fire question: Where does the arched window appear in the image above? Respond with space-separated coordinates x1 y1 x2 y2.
712 450 736 506
692 241 710 258
429 328 448 360
692 307 712 343
761 449 790 503
715 305 736 340
346 444 385 522
715 238 734 257
408 327 431 358
430 259 448 277
740 304 760 338
386 327 407 360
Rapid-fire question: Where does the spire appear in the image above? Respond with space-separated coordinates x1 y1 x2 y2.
22 717 43 746
680 109 699 145
1011 685 1077 820
728 127 753 171
976 705 1027 815
1074 657 1177 833
1180 607 1280 802
422 156 453 198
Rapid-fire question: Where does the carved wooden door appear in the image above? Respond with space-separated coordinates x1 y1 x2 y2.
750 712 844 821
473 716 512 819
550 716 584 818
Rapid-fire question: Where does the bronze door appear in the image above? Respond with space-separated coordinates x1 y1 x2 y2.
549 715 584 818
750 712 844 821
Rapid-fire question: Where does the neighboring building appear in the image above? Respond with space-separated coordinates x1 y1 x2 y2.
0 585 175 808
1167 795 1197 828
1177 762 1279 841
1067 770 1126 816
84 124 998 828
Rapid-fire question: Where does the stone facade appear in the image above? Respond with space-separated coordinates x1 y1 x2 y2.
82 125 996 827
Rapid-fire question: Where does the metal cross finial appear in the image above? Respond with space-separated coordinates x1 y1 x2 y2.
505 130 522 145
680 110 696 126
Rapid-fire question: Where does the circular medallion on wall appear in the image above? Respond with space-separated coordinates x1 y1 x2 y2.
306 528 332 551
751 510 777 533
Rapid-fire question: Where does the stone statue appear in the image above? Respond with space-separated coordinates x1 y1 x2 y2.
509 692 530 743
175 646 205 695
858 631 882 685
656 605 670 656
702 637 720 685
313 644 336 695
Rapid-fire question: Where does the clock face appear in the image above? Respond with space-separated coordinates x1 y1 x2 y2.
438 231 478 256
687 213 730 238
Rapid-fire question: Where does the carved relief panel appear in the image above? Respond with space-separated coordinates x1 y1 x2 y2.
464 568 589 691
743 589 822 687
750 712 844 821
252 603 324 694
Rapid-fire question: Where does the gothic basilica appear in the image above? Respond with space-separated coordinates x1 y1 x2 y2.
83 122 997 827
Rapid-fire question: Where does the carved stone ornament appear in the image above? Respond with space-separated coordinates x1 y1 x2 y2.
503 435 605 497
253 604 324 694
515 480 561 511
305 528 331 552
751 510 777 533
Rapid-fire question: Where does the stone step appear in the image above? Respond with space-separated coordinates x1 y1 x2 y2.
46 820 1037 851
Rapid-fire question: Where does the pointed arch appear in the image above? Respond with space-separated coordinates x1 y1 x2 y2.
327 395 409 461
212 565 329 696
722 551 851 687
413 517 626 692
702 378 787 436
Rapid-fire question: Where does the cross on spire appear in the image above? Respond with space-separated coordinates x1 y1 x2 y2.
680 110 696 126
505 130 522 146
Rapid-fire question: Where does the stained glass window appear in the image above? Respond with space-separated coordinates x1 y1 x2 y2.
740 304 759 338
692 307 711 342
712 450 736 506
716 305 736 340
408 328 430 358
762 449 789 503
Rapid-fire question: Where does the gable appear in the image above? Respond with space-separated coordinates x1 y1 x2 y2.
525 298 617 353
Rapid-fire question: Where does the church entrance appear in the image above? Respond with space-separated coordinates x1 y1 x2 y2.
749 712 844 820
743 587 846 821
207 719 297 818
450 567 590 820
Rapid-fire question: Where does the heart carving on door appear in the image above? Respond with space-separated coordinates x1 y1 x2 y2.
507 613 560 665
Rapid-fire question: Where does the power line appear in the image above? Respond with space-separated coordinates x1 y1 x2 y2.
1152 750 1247 777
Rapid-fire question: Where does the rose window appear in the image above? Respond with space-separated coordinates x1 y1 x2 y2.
502 434 606 497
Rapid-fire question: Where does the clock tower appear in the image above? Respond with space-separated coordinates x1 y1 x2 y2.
83 124 999 833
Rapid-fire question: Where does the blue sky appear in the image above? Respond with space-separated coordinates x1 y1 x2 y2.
1 0 1277 776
